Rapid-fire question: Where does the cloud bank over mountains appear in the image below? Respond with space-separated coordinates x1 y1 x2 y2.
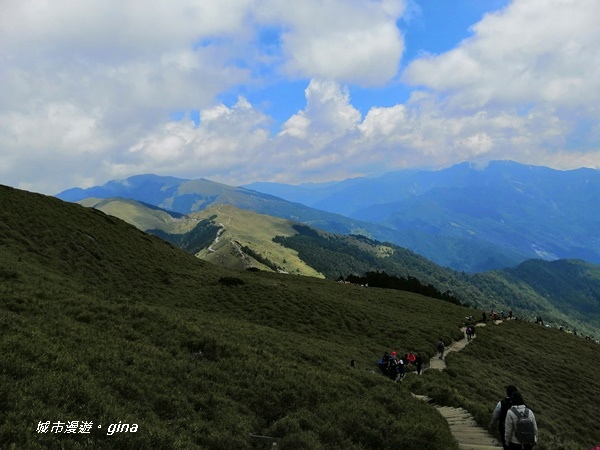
1 0 599 194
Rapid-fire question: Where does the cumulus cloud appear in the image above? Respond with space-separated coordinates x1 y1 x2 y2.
2 0 600 195
0 0 408 193
256 0 405 85
280 80 361 141
275 80 361 178
122 97 270 180
391 0 600 170
118 82 363 185
404 0 600 113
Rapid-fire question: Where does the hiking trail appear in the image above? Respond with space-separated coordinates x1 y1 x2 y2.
415 322 502 449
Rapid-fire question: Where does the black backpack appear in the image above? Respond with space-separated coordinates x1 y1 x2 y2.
511 407 536 444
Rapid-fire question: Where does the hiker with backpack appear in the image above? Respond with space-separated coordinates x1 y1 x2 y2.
466 326 473 341
492 385 519 450
437 339 445 359
505 391 538 449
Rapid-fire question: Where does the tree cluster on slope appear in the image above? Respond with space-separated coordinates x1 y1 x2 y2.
341 271 463 305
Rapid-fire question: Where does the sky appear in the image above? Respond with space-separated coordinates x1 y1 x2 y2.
1 0 600 195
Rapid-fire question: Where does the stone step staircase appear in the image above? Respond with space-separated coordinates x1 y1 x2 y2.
437 405 501 449
413 327 503 450
414 396 501 449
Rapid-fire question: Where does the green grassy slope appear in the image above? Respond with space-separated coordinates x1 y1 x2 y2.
83 199 324 277
4 184 599 449
189 205 323 278
0 184 471 449
79 198 600 336
406 320 600 450
77 197 192 234
499 259 600 318
275 226 600 336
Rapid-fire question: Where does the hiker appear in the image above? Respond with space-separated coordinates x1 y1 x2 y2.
395 356 405 380
505 391 538 449
466 326 473 341
379 352 391 373
509 310 513 320
492 385 519 450
415 353 423 375
379 351 401 380
482 311 487 323
437 339 445 359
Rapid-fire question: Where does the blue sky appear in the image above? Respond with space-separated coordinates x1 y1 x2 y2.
0 0 598 194
218 0 512 127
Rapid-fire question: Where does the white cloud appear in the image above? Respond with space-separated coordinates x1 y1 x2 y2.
2 0 600 195
403 0 600 113
122 97 271 182
0 0 253 54
255 0 405 85
115 80 364 185
280 80 361 140
0 0 409 193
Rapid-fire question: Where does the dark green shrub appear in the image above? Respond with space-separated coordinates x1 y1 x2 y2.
218 276 245 286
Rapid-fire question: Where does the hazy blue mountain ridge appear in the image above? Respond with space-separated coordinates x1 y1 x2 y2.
245 161 600 268
56 161 600 272
56 175 407 251
57 174 524 271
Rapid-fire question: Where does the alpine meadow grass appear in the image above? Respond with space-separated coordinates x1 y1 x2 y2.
1 184 599 449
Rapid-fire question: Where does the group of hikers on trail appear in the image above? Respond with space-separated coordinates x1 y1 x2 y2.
379 328 469 379
492 385 539 450
378 351 422 381
375 325 542 449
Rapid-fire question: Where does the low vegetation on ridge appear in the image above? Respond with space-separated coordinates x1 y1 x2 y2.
2 184 599 449
77 197 600 338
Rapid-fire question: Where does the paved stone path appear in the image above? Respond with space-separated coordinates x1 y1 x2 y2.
416 323 502 449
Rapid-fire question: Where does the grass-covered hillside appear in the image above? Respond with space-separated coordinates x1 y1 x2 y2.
76 197 600 336
188 205 323 278
274 225 600 337
78 197 188 233
77 199 324 277
3 184 599 449
405 319 600 450
0 184 471 449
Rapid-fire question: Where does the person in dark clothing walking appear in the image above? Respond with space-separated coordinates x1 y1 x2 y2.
492 385 519 450
415 353 423 375
437 339 445 359
466 326 473 341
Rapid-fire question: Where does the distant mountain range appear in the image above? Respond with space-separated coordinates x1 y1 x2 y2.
244 160 600 270
57 161 600 273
